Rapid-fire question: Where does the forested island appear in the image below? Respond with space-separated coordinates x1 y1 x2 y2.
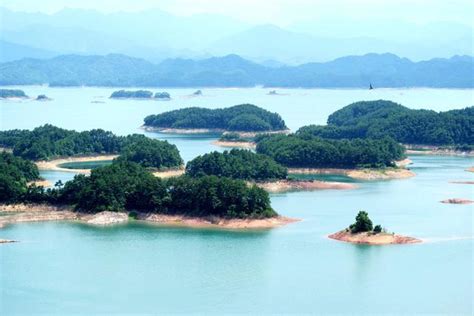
0 89 28 99
0 125 183 170
256 135 405 169
297 100 474 147
329 211 421 245
110 90 153 99
143 104 288 133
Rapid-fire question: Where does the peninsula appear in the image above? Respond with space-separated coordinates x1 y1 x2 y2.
329 211 421 245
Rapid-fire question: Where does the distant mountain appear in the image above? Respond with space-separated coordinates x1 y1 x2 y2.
0 40 59 62
0 53 472 88
1 7 472 64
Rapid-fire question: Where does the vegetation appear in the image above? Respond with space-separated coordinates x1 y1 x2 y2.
144 104 287 132
36 94 50 101
110 90 153 98
186 149 287 181
0 89 27 98
0 152 39 203
297 100 474 146
0 125 183 169
256 134 405 168
49 161 276 218
115 136 183 169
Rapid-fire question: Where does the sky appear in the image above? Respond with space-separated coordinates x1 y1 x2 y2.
1 0 473 27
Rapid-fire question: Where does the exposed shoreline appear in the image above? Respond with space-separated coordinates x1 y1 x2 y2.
254 180 356 193
0 203 298 230
328 230 421 245
405 145 474 157
35 155 119 174
287 165 415 180
212 140 257 149
142 126 290 138
151 167 185 178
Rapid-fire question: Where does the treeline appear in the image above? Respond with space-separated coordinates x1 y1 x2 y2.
186 149 288 181
298 100 474 146
256 134 405 168
0 152 40 202
6 160 275 219
0 125 183 168
144 104 287 132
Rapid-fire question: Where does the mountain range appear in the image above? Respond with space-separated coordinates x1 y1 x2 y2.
1 53 472 88
1 7 472 64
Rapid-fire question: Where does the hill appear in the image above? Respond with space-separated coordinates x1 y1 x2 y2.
0 53 472 88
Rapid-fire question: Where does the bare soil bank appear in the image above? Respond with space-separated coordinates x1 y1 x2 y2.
440 198 473 204
328 230 421 245
142 126 290 138
0 204 297 230
288 167 415 180
212 140 257 149
254 180 356 193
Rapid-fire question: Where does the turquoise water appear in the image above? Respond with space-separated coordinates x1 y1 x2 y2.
1 87 473 314
58 160 113 170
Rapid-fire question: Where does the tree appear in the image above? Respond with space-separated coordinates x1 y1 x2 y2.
373 225 382 234
350 211 373 233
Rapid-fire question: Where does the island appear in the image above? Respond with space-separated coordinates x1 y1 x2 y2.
440 198 473 204
328 211 421 245
0 89 28 99
110 90 153 99
143 104 289 136
185 149 356 192
297 100 473 150
255 134 413 180
154 92 171 100
0 157 295 229
192 90 202 96
36 94 51 101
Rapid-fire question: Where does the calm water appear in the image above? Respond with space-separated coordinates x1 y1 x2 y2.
0 87 473 314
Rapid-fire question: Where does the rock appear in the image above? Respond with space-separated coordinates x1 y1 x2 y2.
83 211 128 226
440 198 473 204
0 239 17 244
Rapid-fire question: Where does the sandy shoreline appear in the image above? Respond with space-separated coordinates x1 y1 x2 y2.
0 203 298 230
35 155 119 174
254 180 356 193
405 145 474 157
287 166 415 180
328 230 421 245
152 167 185 178
212 140 257 149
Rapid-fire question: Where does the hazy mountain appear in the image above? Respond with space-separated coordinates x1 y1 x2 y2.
1 53 472 88
0 40 59 62
1 7 471 64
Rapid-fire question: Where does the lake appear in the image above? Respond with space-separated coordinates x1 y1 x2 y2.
0 87 473 314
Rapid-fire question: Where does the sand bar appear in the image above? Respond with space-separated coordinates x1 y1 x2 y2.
328 230 421 245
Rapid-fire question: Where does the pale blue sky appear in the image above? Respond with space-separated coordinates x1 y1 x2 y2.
1 0 473 27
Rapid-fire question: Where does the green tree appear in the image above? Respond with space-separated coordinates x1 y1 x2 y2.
350 211 374 233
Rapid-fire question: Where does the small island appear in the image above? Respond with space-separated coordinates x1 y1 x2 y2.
110 90 153 99
192 90 202 96
0 89 28 99
143 104 289 136
329 211 421 245
36 94 51 101
154 92 171 100
440 198 473 204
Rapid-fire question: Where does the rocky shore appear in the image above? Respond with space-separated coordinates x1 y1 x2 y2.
440 198 473 204
0 203 297 230
142 126 290 138
328 230 421 245
405 145 474 156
